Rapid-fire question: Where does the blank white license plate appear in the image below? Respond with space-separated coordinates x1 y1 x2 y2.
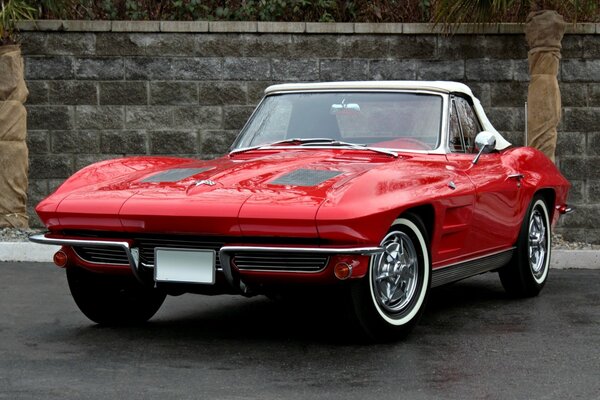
154 248 215 284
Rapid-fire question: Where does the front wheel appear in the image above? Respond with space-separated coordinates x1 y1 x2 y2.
499 195 551 297
67 266 166 325
349 214 431 341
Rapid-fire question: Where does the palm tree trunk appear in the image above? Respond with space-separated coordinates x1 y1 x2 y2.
0 44 29 228
525 10 566 163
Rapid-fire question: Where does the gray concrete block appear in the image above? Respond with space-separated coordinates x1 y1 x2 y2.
465 59 515 81
289 35 342 58
150 82 198 105
562 60 600 82
272 59 319 81
198 82 248 106
125 57 222 80
99 81 148 105
416 60 464 80
437 35 485 60
560 83 589 107
75 106 124 130
485 107 525 132
26 130 49 154
195 34 246 57
27 105 73 130
556 132 586 156
563 180 585 204
75 57 125 80
466 82 491 107
490 81 528 107
319 59 368 81
149 130 198 154
558 156 587 181
48 81 98 105
561 36 584 59
369 60 416 80
25 56 74 80
512 59 530 82
25 81 49 105
100 130 148 154
339 36 391 59
27 179 49 205
19 32 48 56
15 20 62 31
173 106 222 129
74 154 122 170
583 36 600 58
200 130 239 155
29 154 73 179
134 33 198 57
388 36 436 59
50 130 100 153
588 180 600 203
589 132 600 156
223 58 271 81
242 34 295 58
402 23 444 35
563 108 600 131
223 106 255 130
498 23 525 34
247 81 277 104
126 106 172 129
96 33 146 56
45 33 95 56
483 35 528 59
564 23 596 34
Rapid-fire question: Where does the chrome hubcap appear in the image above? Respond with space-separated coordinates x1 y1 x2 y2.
529 208 547 279
372 231 418 313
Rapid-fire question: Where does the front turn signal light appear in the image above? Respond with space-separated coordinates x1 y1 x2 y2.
53 250 68 268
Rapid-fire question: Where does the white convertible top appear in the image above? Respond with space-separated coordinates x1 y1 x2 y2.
265 81 512 151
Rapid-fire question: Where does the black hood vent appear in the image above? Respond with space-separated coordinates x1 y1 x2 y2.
270 169 342 186
141 167 211 183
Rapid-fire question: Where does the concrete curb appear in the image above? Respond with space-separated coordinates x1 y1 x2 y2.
0 242 598 269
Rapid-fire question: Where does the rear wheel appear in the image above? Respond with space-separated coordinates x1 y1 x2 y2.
499 195 551 297
349 214 431 341
66 266 166 325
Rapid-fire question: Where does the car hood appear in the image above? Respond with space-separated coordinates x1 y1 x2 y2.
38 149 449 238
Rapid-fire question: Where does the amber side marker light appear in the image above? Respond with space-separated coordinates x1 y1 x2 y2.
334 262 353 280
53 251 68 268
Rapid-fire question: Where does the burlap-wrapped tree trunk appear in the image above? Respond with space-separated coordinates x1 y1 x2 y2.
0 44 29 228
525 10 566 163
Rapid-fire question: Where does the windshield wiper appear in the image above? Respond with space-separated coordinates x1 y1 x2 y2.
230 137 398 157
229 138 337 155
299 140 398 157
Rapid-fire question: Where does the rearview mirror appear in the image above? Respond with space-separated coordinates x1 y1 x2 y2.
330 102 361 115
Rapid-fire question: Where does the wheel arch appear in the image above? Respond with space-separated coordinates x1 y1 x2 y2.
399 204 435 243
535 188 556 219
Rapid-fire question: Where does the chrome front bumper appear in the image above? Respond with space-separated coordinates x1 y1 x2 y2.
29 233 382 289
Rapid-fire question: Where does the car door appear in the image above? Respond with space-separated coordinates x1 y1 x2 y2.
445 95 524 258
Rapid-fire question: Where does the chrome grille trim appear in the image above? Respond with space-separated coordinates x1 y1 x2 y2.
233 252 330 272
135 238 224 268
72 246 130 265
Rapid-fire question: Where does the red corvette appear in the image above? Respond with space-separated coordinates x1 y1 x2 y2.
31 81 571 341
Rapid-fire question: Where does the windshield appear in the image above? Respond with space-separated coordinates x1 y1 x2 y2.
232 92 443 151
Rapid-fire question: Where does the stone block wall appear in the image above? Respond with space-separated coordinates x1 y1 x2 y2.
20 21 600 242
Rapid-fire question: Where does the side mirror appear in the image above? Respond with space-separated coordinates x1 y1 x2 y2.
472 131 497 165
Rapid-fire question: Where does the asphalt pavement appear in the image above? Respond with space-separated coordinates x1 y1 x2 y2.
1 261 599 400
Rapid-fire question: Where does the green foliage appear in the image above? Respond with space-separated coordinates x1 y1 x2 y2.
18 0 600 23
0 0 36 45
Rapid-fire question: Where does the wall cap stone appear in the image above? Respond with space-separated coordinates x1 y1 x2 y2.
14 20 600 35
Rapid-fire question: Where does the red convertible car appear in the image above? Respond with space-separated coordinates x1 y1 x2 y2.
31 81 571 341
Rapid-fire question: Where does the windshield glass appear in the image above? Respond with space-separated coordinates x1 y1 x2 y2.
232 92 443 151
